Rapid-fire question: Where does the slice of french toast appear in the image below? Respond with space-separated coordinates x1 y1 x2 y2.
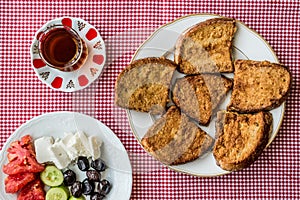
172 74 233 126
115 57 176 114
213 110 273 171
174 17 236 74
141 106 214 165
228 60 291 113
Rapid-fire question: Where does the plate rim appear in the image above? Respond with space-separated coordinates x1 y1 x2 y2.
0 111 132 200
126 13 286 177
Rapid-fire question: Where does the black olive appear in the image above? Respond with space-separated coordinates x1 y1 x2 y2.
86 170 101 182
99 179 111 195
71 181 82 198
90 192 105 200
91 158 106 172
77 156 90 171
82 178 95 195
63 169 76 186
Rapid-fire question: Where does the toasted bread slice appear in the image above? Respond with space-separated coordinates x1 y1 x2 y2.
141 106 214 165
115 57 176 114
174 17 236 74
228 60 291 113
213 110 273 171
172 74 233 126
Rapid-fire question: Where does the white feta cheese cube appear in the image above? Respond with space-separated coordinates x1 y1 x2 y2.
61 132 78 160
62 131 91 158
76 131 92 157
49 141 71 169
88 135 102 159
34 136 54 164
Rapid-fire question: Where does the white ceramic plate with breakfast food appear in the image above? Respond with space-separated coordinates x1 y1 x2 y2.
0 112 132 200
126 14 285 176
30 17 106 92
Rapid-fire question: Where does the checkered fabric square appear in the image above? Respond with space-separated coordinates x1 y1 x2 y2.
0 0 299 199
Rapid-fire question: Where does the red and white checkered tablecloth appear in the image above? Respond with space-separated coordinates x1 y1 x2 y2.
0 1 299 199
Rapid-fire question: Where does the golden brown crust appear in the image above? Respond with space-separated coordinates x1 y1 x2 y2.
213 111 273 171
141 106 214 165
172 74 233 126
115 57 177 114
174 17 236 74
227 60 292 113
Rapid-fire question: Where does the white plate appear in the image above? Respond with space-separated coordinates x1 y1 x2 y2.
30 17 106 92
127 14 285 177
0 112 132 200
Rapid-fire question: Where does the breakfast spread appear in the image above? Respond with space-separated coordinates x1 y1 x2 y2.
0 15 293 200
114 17 292 172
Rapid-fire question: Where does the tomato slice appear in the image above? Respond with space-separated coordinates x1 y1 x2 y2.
7 135 36 162
2 135 44 175
4 172 36 193
3 160 44 175
17 179 45 200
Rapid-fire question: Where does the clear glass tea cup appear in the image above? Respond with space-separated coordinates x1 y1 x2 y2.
38 25 88 72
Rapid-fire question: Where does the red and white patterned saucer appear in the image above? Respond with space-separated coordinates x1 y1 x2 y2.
30 17 106 92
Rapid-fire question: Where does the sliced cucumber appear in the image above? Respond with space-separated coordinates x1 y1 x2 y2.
46 186 69 200
69 196 85 200
41 165 64 187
